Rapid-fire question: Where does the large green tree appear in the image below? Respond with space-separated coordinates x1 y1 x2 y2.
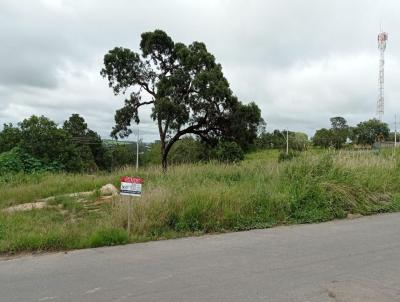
224 102 264 151
101 29 262 170
351 118 389 145
329 116 349 149
312 128 332 148
313 116 349 149
63 114 89 137
291 132 309 151
19 115 81 171
63 114 106 170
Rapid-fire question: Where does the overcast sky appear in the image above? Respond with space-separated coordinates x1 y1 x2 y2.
1 0 399 141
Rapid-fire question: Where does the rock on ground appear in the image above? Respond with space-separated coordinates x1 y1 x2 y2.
100 184 118 196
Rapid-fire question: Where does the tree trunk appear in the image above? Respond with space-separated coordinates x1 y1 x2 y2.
160 138 168 173
161 153 168 172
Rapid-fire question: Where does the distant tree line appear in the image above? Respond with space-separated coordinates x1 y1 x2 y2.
253 116 392 153
0 112 261 175
313 117 390 148
0 113 393 176
255 130 309 151
0 114 141 174
143 137 248 165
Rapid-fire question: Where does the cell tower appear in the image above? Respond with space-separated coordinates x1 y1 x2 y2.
377 30 388 121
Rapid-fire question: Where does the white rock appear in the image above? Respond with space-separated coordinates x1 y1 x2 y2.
100 184 118 196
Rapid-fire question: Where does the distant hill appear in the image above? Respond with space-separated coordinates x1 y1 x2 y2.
102 139 135 145
102 139 152 150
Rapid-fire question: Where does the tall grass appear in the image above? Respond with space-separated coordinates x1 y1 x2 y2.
1 149 400 254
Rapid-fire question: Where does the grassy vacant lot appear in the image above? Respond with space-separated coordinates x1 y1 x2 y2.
1 149 400 254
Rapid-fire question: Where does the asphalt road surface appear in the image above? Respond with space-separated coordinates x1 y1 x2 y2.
2 213 400 302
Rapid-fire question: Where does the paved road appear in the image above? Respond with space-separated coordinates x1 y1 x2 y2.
2 213 400 302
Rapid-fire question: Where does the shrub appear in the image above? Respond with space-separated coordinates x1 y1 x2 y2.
214 141 244 163
168 137 203 164
0 147 61 175
0 148 24 174
89 228 129 248
278 150 298 162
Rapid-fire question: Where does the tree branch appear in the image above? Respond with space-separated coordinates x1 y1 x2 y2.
163 120 217 158
136 100 154 108
137 81 156 97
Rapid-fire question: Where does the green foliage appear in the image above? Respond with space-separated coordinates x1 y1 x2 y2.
101 29 263 170
291 132 309 151
313 116 349 149
313 117 390 148
213 141 244 163
50 195 84 212
256 130 285 149
256 130 308 151
2 149 400 254
89 228 129 248
142 141 162 166
63 114 107 171
142 137 245 166
0 114 109 174
168 137 204 164
0 123 21 153
278 150 298 162
312 128 332 148
224 102 264 151
0 147 60 175
104 144 137 170
18 115 81 172
0 148 24 174
284 154 339 222
330 116 349 149
351 118 390 145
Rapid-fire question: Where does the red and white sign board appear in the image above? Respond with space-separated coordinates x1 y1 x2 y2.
120 176 143 197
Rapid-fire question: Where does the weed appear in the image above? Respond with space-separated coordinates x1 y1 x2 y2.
2 149 400 254
89 228 129 248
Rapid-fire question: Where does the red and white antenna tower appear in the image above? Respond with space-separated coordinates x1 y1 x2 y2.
377 29 388 121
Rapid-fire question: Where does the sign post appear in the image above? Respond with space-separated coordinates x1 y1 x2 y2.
120 176 143 235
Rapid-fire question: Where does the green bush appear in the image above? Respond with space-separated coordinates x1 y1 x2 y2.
143 138 204 166
278 150 298 162
214 141 244 163
0 147 61 176
169 137 203 164
89 228 129 248
0 148 24 174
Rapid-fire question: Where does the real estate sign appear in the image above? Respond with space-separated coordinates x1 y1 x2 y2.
120 176 143 197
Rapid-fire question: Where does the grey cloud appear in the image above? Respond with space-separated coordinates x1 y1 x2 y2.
1 0 400 141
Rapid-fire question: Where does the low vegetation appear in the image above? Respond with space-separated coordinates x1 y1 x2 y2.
1 149 400 255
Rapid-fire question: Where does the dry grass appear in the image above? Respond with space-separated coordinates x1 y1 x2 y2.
1 148 400 254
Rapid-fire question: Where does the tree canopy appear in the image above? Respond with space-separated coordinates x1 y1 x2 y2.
329 116 349 149
256 129 308 151
101 29 263 170
0 123 21 153
351 119 389 145
312 128 332 148
313 117 391 148
313 116 349 149
0 114 113 174
63 114 106 171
